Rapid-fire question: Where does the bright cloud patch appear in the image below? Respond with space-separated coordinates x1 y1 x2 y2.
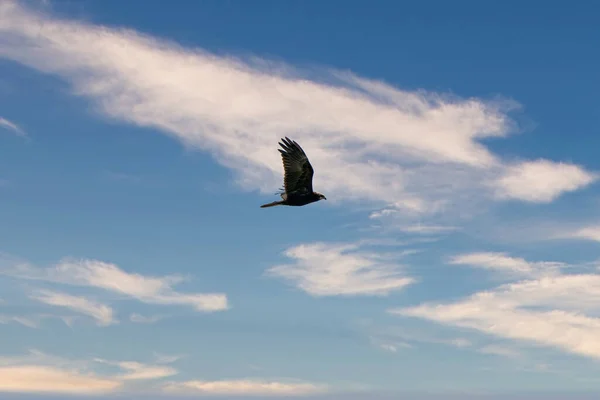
493 159 597 203
0 256 228 313
266 242 415 296
392 252 600 360
163 379 325 396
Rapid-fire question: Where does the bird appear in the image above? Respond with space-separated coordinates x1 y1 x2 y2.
260 137 327 208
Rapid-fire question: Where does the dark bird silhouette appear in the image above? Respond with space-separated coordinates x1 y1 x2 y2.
260 137 327 208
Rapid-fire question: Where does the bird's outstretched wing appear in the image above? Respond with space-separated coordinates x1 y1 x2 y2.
278 137 314 195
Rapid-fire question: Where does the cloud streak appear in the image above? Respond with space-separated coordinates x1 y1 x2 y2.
0 255 228 313
93 358 177 381
163 379 326 396
29 289 116 326
0 314 39 328
449 252 564 278
0 116 25 136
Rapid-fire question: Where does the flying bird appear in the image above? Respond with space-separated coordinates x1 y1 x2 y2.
260 137 327 208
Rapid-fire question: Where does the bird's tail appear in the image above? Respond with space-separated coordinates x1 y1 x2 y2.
260 201 284 208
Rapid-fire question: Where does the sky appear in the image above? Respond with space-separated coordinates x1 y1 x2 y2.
1 0 600 398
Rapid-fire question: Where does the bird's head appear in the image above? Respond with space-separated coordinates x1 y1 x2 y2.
315 192 327 201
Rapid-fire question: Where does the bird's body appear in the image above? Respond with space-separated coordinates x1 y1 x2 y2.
260 137 326 208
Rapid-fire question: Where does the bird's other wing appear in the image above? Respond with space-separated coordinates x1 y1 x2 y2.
278 137 314 195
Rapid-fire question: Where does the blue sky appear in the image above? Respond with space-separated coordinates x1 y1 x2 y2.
1 0 600 398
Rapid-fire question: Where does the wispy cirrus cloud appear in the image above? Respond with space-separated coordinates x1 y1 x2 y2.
0 314 39 328
163 379 326 396
449 252 564 278
0 0 594 226
0 255 228 312
266 241 415 296
392 251 600 360
0 116 25 137
93 358 177 381
0 312 80 329
360 321 473 353
29 289 116 326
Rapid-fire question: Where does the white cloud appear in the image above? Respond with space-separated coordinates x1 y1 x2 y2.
0 1 593 227
163 379 325 396
29 289 116 326
392 251 600 360
492 159 597 203
266 242 415 296
449 252 564 278
0 256 228 312
5 1 589 224
0 116 25 136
